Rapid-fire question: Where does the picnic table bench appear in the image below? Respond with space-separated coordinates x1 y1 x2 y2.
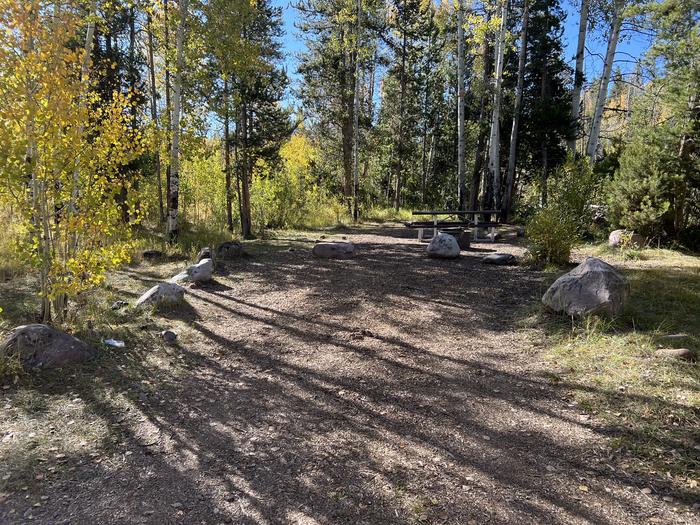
404 210 502 243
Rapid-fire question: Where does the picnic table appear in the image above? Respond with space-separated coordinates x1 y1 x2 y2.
404 210 501 243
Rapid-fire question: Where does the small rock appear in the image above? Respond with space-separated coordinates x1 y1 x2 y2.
171 258 213 284
161 330 178 344
312 242 356 259
608 229 646 249
641 487 652 495
654 348 695 361
110 301 128 310
482 253 517 265
426 232 460 259
135 282 185 309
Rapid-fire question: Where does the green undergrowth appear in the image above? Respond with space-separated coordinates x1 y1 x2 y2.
532 245 700 495
362 206 413 223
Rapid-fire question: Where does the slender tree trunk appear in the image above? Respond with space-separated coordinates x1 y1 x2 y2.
487 0 508 212
361 50 376 188
224 77 234 232
420 123 429 206
128 6 136 119
239 101 253 239
70 6 96 214
341 103 354 208
24 6 50 321
352 0 362 221
568 0 589 153
471 15 491 211
234 112 243 229
146 13 165 223
339 27 353 208
420 34 432 207
393 28 407 211
586 4 621 161
423 132 436 205
457 0 467 210
421 129 428 205
164 0 173 212
503 0 528 219
121 5 137 223
167 0 188 241
541 61 549 206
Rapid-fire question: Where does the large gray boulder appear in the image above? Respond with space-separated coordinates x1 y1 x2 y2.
135 281 185 308
542 257 629 317
426 233 460 259
608 229 645 249
216 240 244 260
312 241 356 259
171 258 214 284
0 324 96 370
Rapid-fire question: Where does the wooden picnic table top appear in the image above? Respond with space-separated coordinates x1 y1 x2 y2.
411 210 500 216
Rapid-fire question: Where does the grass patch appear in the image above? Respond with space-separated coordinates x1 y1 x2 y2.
363 206 413 223
538 245 700 493
132 221 236 264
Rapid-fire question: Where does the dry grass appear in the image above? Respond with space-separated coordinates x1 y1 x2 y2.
0 256 198 497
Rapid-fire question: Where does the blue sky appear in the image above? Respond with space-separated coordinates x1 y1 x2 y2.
273 0 653 102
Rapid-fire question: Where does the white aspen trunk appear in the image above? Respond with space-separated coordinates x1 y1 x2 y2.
168 0 189 240
393 28 407 211
70 6 96 214
25 5 50 320
352 0 362 221
457 0 466 210
586 4 621 161
503 0 528 218
568 0 589 152
146 12 165 222
487 0 508 211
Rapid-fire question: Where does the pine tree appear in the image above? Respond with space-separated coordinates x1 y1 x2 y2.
609 0 699 245
516 0 572 204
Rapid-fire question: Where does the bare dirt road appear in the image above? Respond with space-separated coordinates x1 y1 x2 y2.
1 225 696 524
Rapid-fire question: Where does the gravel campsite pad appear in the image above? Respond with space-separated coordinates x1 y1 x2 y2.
1 226 697 524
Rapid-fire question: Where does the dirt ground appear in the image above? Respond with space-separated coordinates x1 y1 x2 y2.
1 225 698 524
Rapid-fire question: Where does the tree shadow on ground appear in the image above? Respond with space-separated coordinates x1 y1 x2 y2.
1 229 697 524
